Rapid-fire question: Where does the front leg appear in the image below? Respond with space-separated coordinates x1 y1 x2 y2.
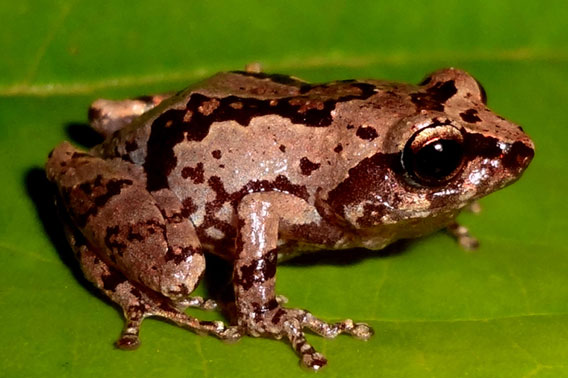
446 201 482 250
233 193 372 370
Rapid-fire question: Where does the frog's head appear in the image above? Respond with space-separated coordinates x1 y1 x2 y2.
326 68 534 242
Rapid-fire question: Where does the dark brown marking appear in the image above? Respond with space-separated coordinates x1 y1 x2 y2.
211 150 222 159
165 245 197 264
327 153 401 220
145 219 167 236
127 227 144 242
70 176 133 228
266 298 279 311
279 145 286 152
94 179 133 207
207 175 230 203
299 157 321 176
463 133 502 160
181 197 197 216
295 340 317 355
411 80 457 111
169 283 192 300
334 143 343 153
359 202 389 228
181 163 205 184
236 248 277 290
101 270 127 291
356 126 378 141
460 109 482 123
104 225 126 255
125 140 138 152
127 287 149 315
246 300 278 321
271 307 287 325
248 175 309 201
501 140 534 171
209 174 310 206
78 182 93 195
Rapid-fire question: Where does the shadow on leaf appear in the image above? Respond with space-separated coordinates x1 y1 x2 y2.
24 167 107 302
283 241 409 267
66 122 104 148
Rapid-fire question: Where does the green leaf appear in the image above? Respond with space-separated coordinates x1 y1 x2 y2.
1 1 567 377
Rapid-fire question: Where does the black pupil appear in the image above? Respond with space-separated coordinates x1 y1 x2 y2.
412 139 463 181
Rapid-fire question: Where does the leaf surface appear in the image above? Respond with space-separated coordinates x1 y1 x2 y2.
1 1 567 377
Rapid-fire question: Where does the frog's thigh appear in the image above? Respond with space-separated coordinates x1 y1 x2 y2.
88 93 172 137
48 143 204 300
93 186 204 300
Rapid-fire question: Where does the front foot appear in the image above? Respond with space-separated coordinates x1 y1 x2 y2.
446 221 479 250
242 306 373 370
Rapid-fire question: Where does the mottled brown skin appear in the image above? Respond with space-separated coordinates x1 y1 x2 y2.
46 68 534 370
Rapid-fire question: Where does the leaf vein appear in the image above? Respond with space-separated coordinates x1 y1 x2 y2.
3 48 568 97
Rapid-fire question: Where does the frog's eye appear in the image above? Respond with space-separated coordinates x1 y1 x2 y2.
402 125 465 186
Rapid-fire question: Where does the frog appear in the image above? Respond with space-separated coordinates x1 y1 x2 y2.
45 66 534 370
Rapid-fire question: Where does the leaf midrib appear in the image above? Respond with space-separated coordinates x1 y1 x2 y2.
2 47 567 97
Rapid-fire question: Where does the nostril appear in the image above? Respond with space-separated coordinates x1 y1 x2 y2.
520 145 534 168
502 141 535 171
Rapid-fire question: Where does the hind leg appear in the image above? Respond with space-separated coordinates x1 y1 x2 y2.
88 93 172 137
64 223 240 348
47 142 242 346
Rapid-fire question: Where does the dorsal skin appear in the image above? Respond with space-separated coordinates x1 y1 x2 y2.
46 68 534 370
91 68 533 255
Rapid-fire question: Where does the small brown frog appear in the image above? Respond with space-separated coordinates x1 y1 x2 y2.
46 67 534 370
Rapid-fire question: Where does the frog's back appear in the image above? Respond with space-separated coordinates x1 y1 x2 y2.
95 71 385 196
